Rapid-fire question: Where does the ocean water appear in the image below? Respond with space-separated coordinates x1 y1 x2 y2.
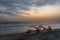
0 23 60 35
0 24 31 35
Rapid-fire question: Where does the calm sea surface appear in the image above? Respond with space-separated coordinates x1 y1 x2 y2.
0 23 60 35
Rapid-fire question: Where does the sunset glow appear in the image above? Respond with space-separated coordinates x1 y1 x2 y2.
0 0 60 24
21 5 60 21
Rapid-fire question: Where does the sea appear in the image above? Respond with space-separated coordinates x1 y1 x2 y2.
0 23 60 35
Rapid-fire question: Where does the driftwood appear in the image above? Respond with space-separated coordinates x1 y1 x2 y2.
19 25 58 40
30 25 53 40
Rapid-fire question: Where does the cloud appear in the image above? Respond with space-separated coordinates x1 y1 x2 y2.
0 14 27 22
0 0 60 15
0 0 60 24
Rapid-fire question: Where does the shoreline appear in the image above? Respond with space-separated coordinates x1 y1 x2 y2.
0 29 60 40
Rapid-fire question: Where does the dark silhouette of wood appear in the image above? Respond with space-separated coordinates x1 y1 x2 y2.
47 26 52 34
39 25 47 30
48 26 52 31
30 25 57 40
30 25 41 33
30 25 41 40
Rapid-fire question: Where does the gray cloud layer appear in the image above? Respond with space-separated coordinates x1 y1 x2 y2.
0 0 60 15
0 0 60 24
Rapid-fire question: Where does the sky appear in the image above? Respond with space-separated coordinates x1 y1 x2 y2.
0 0 60 24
